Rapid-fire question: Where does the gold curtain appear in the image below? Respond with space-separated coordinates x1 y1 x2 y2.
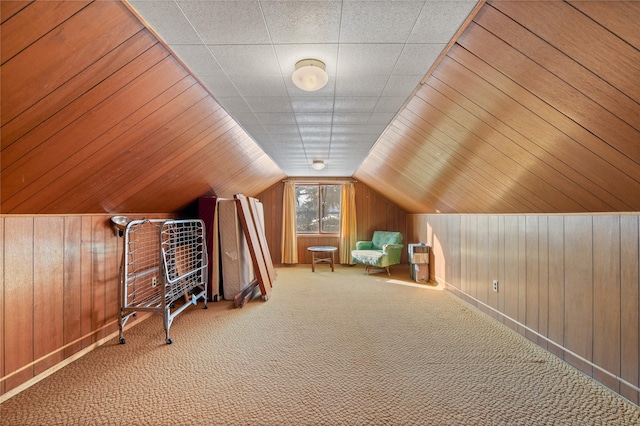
281 181 298 264
339 183 357 264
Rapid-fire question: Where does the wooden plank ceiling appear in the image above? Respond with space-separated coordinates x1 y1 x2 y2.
1 0 285 214
355 0 640 214
2 1 639 215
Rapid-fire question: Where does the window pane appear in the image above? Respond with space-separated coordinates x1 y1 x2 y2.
321 185 341 233
295 185 319 233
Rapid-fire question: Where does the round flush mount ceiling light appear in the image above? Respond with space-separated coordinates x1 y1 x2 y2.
292 59 328 92
311 160 325 170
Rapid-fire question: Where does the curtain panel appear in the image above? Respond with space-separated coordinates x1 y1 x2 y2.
281 181 298 264
339 183 357 264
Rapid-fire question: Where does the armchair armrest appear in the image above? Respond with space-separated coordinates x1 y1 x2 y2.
382 244 403 254
382 244 404 264
355 240 373 250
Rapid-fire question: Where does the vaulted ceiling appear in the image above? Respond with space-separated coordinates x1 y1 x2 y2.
129 0 477 177
1 1 639 215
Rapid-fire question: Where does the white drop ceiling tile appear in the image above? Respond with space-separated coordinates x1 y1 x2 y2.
374 96 410 113
305 147 330 156
274 149 307 159
208 45 281 75
326 159 359 168
363 124 388 134
330 133 378 144
176 1 270 44
394 44 445 75
330 146 371 155
331 146 366 157
255 112 297 125
241 123 268 136
255 137 285 149
216 97 252 114
339 1 426 43
382 75 422 97
333 97 379 112
335 75 388 97
294 169 321 176
295 113 333 125
332 113 371 125
327 139 355 149
331 124 375 135
328 160 366 169
290 97 334 113
230 112 261 125
251 135 273 148
261 1 342 44
244 97 293 113
130 1 201 44
352 147 376 156
408 1 477 44
301 135 331 144
229 75 288 97
326 165 360 174
169 44 224 75
369 112 397 125
280 160 308 168
200 75 241 98
274 156 308 167
268 134 302 144
299 125 331 136
275 163 305 174
337 44 404 76
262 124 300 134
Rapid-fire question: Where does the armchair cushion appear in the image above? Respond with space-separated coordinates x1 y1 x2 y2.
351 231 403 275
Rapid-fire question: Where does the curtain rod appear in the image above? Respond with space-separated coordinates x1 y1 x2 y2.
282 178 357 184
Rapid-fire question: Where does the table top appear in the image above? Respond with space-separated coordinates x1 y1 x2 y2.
307 246 337 252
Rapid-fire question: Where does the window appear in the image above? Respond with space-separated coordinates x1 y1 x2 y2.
295 184 342 234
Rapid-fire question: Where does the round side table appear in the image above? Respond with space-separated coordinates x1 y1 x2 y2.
307 246 337 272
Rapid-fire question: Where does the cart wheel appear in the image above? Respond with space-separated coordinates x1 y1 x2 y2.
120 338 126 344
203 304 208 310
166 338 173 345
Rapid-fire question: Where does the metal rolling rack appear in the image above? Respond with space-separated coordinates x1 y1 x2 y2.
118 219 208 344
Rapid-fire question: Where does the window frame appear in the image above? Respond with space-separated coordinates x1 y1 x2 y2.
294 183 342 235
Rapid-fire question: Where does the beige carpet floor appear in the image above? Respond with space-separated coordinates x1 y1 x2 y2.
2 264 639 425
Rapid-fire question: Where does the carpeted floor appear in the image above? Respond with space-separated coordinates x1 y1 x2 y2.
2 264 639 425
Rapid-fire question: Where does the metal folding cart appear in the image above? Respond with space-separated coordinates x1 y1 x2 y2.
118 219 208 344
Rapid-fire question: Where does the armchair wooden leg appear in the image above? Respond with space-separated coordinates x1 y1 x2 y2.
385 266 390 275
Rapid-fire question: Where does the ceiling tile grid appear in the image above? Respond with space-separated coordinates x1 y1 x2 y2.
129 0 478 176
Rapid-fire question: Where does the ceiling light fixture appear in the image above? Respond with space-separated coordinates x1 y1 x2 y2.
311 160 325 170
292 59 328 92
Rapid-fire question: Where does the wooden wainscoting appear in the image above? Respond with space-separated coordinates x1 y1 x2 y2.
0 213 173 398
297 235 341 265
408 213 640 405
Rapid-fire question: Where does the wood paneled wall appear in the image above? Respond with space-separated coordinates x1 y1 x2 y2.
355 1 640 214
0 213 171 399
1 1 284 215
408 213 640 405
257 181 407 264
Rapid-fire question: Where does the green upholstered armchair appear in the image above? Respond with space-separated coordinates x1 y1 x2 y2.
351 231 404 275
